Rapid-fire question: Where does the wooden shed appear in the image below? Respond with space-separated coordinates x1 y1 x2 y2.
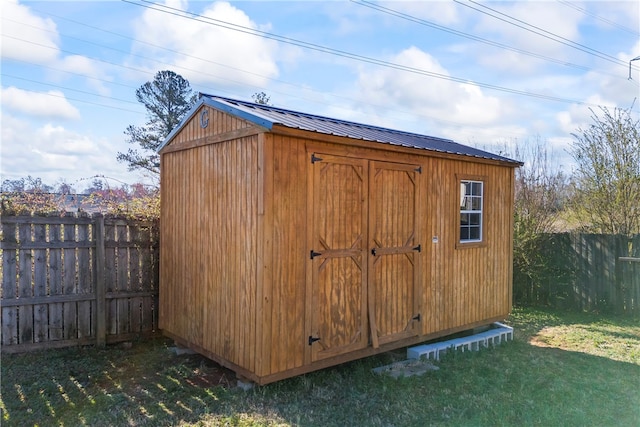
158 94 521 384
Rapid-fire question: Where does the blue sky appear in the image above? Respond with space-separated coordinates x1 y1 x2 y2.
2 0 639 189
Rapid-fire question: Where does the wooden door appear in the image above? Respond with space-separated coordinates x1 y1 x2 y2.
309 154 369 361
368 161 421 346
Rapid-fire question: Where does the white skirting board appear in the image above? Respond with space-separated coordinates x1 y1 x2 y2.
407 322 513 361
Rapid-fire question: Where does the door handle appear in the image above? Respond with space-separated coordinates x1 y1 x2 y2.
371 248 377 256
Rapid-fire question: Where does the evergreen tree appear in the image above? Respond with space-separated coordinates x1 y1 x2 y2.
118 70 197 175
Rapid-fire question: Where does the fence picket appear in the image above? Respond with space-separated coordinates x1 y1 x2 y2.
77 220 92 338
129 226 142 333
116 222 130 335
48 222 63 341
18 222 33 344
104 222 118 335
33 223 48 342
63 219 78 340
1 219 18 345
139 224 155 332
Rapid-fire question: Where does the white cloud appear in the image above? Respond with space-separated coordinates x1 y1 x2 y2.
591 1 639 32
1 1 112 94
0 0 60 63
474 1 583 55
55 55 113 96
129 0 279 88
388 1 461 26
353 46 508 128
1 87 80 120
467 1 585 75
0 114 136 185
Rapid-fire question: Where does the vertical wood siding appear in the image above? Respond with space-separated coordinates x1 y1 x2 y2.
264 135 308 374
424 158 513 335
160 134 259 372
169 106 253 147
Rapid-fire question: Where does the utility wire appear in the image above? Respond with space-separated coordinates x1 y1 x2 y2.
3 25 484 134
556 0 640 37
353 0 625 80
1 80 144 115
455 0 637 71
6 1 635 138
8 11 280 90
122 0 602 107
4 23 475 133
15 2 635 110
1 73 140 106
5 58 141 92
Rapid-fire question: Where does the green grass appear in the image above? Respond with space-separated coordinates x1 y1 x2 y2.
2 307 639 426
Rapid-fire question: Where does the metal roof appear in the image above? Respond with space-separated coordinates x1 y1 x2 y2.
162 93 520 165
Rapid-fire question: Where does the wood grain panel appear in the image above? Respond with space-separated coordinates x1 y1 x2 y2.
167 106 253 149
310 155 368 361
267 135 307 373
160 134 259 371
369 162 420 345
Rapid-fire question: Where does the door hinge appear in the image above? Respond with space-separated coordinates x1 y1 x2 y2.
412 314 421 322
311 153 323 164
310 250 322 259
414 166 422 174
413 244 421 252
308 336 321 345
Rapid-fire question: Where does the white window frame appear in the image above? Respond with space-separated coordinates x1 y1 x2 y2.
459 179 483 244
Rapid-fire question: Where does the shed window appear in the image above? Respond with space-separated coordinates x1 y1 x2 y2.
459 180 483 243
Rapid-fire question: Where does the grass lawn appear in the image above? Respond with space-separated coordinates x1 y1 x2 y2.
1 307 639 426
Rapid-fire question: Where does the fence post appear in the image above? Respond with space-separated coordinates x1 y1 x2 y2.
95 215 106 347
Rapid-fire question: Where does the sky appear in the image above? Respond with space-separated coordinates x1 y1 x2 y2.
1 0 639 191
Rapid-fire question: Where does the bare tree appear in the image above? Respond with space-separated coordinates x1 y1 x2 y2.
570 105 640 235
509 138 570 305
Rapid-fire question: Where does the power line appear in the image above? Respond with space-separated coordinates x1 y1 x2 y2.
14 2 636 112
5 1 636 140
353 0 626 81
454 0 637 71
121 0 603 107
556 0 640 37
6 57 141 92
8 11 280 90
1 80 144 115
1 73 141 106
2 21 442 132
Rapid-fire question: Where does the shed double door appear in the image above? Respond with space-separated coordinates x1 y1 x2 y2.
309 153 422 361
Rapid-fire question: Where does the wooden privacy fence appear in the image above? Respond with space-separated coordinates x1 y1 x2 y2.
0 213 159 353
518 233 640 315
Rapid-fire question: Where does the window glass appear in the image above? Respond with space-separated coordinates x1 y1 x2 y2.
459 180 483 243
